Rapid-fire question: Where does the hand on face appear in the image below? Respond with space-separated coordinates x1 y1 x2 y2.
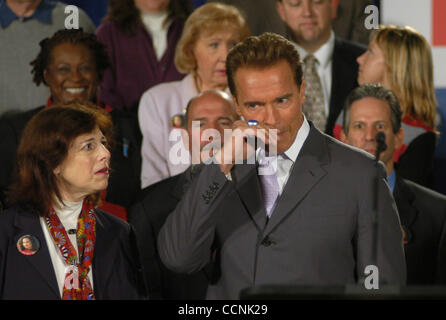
214 120 277 174
44 43 99 105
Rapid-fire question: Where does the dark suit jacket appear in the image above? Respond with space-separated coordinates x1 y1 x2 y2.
0 107 44 208
394 175 446 285
395 131 437 188
326 38 366 135
0 205 144 299
129 169 209 299
332 0 374 45
158 124 406 299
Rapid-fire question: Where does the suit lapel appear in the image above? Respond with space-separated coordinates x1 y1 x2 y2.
233 163 267 232
393 176 418 230
92 211 114 299
14 209 60 298
264 126 329 235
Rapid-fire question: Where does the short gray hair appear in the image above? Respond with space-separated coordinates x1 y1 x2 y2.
343 84 403 134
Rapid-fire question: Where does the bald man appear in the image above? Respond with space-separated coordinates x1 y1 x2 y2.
129 90 238 299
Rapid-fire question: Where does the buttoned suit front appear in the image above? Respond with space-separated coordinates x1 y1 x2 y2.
158 124 406 299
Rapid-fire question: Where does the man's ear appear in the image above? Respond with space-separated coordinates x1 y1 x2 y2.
276 0 286 22
331 0 340 19
299 81 306 106
394 127 405 150
233 96 242 117
53 166 61 176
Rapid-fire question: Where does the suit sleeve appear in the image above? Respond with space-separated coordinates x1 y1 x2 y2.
355 162 407 285
157 164 230 274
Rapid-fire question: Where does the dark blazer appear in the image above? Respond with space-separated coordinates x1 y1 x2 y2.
326 38 366 135
158 124 406 299
0 205 144 299
395 131 437 188
129 168 209 299
0 107 44 207
393 175 446 285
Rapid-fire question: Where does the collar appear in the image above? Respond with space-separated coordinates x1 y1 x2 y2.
0 0 55 28
387 170 396 193
293 31 335 69
256 115 310 163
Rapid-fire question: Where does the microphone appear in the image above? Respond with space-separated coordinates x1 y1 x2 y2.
375 132 387 160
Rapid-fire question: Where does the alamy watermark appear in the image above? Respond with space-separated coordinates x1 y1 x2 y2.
168 121 278 173
364 5 379 30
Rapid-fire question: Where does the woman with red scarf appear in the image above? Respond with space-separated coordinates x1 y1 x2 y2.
0 104 143 300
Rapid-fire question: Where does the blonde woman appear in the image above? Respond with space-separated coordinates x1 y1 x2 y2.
138 2 250 188
343 25 438 187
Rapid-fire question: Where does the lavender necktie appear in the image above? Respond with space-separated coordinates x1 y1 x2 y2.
258 156 279 218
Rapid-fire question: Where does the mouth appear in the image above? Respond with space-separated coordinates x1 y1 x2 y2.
65 87 87 94
95 166 109 175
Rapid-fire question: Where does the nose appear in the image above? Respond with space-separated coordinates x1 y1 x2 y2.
219 43 231 62
302 0 313 16
99 143 111 164
69 68 83 82
365 125 377 142
357 51 366 65
263 105 279 127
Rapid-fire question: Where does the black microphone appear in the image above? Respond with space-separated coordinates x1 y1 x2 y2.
375 132 387 157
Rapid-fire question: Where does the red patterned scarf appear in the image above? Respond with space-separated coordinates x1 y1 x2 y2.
45 200 96 300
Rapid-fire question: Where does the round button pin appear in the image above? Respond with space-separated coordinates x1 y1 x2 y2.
17 234 40 256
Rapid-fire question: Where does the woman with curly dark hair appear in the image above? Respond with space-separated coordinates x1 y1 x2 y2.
96 0 193 110
0 29 115 211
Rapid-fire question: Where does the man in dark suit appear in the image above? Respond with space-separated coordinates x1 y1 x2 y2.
276 0 365 135
158 33 406 300
129 90 238 299
340 84 446 285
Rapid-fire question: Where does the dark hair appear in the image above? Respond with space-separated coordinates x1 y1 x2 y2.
8 103 113 215
226 32 303 98
342 84 403 134
30 28 110 86
104 0 193 35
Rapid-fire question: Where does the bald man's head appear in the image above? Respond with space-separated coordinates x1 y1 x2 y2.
185 90 238 162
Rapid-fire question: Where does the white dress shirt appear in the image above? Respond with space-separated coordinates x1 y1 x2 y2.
256 116 311 194
293 32 335 116
40 201 94 297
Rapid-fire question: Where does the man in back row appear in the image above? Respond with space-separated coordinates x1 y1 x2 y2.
276 0 365 134
130 90 238 299
341 84 446 285
158 33 405 299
